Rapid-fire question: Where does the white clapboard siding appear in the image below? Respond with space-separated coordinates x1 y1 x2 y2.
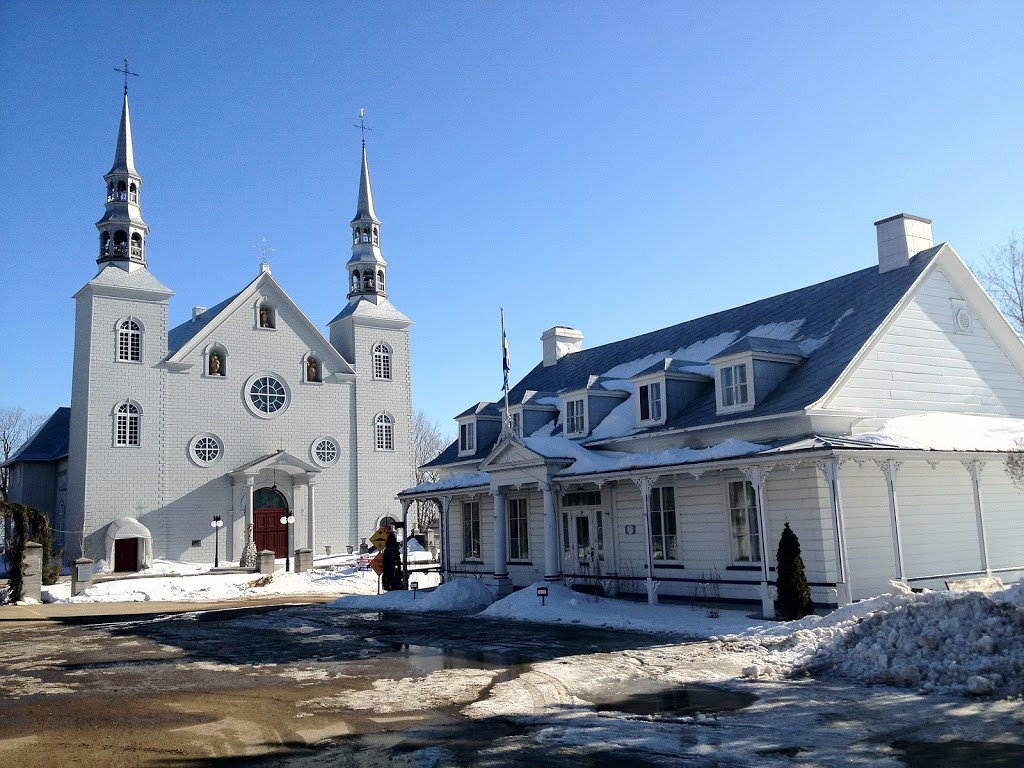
971 462 1024 572
830 268 1024 418
839 461 900 600
763 467 833 584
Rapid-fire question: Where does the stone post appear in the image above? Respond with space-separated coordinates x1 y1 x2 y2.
22 542 43 602
257 550 276 575
295 548 313 573
72 557 95 596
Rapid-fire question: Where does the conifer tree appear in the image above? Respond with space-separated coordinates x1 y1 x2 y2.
774 522 814 620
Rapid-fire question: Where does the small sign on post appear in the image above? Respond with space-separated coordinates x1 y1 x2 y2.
536 585 549 606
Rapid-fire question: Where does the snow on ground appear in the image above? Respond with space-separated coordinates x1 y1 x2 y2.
29 553 1024 701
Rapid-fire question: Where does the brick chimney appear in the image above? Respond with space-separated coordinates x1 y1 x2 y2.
875 214 933 273
541 327 583 367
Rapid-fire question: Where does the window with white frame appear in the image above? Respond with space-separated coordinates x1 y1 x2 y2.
565 398 585 434
117 319 141 362
188 433 223 466
650 486 677 560
459 421 476 453
462 500 481 559
373 342 392 380
510 411 522 437
720 364 749 408
728 480 761 562
114 401 140 446
508 497 529 560
247 374 288 416
639 381 663 421
375 412 395 451
312 437 340 466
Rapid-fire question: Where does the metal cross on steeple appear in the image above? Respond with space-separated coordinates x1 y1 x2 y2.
354 107 372 147
254 237 276 269
114 58 139 95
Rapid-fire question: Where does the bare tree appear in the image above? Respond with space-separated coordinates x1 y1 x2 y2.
974 232 1024 335
1 407 47 501
412 410 452 532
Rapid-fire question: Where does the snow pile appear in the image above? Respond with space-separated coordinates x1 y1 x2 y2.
737 583 1024 698
855 413 1024 451
332 576 493 613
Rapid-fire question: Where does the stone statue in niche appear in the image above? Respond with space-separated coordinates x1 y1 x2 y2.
259 306 272 328
209 352 222 376
307 358 318 382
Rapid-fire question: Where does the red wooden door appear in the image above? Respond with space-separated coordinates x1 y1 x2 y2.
113 538 138 572
254 508 287 557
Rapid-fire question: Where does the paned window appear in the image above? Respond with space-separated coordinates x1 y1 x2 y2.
313 437 339 466
189 434 223 466
729 480 761 563
115 402 140 446
508 498 529 561
565 398 585 434
462 501 481 559
117 320 141 362
639 381 662 421
510 411 522 437
650 486 677 560
249 376 287 413
373 343 392 380
721 364 749 407
459 421 476 453
375 412 394 451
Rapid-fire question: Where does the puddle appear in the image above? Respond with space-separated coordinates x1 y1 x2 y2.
892 739 1024 767
589 678 756 719
377 643 528 683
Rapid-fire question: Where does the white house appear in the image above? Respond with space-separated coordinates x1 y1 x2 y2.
5 88 415 571
400 214 1024 614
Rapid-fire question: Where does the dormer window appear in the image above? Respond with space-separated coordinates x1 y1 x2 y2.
459 421 476 454
639 381 662 422
565 398 586 435
720 363 749 408
510 411 522 437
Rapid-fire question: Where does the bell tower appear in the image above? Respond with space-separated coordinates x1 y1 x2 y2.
95 61 149 272
345 116 387 299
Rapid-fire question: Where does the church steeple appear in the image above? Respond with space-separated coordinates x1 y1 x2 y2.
346 130 387 300
96 78 149 271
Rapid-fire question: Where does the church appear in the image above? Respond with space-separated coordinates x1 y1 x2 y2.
4 87 415 571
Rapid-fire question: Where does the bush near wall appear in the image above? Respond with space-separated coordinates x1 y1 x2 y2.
1 501 59 603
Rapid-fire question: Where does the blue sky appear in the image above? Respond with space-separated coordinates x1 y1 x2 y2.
2 1 1022 437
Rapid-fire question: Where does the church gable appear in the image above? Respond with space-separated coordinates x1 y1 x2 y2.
821 247 1024 420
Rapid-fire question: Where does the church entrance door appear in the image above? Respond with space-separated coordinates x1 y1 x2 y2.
253 487 289 558
113 538 139 572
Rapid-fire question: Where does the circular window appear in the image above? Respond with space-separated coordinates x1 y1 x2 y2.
312 437 340 467
245 373 290 418
188 433 223 466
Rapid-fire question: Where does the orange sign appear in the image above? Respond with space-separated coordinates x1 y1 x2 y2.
369 553 385 576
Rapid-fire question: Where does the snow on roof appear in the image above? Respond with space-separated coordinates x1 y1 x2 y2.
402 471 491 495
854 414 1024 451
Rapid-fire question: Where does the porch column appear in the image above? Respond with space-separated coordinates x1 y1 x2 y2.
876 459 906 581
600 480 618 596
401 498 412 587
632 476 659 605
963 460 992 575
540 483 560 581
741 465 774 618
492 489 512 595
439 495 453 582
306 476 316 552
246 477 255 530
816 458 852 606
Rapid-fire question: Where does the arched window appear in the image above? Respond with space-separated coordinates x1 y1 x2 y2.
107 181 114 202
372 226 379 245
117 319 141 362
129 183 138 203
361 228 370 243
362 271 374 291
100 231 111 257
376 270 385 292
130 232 143 259
351 270 360 292
117 180 127 201
115 401 141 446
374 412 394 451
372 342 392 380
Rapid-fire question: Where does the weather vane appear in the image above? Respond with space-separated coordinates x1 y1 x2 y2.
254 237 276 268
114 58 139 95
354 107 371 147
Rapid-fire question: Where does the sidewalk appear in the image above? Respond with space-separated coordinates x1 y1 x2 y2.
0 594 340 625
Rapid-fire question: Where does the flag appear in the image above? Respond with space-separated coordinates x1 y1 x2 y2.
501 307 510 393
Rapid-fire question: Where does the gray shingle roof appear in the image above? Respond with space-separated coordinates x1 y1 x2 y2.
426 249 938 468
167 291 241 354
2 408 70 465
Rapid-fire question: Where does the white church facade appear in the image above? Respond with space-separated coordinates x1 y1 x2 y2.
401 214 1024 615
6 88 415 571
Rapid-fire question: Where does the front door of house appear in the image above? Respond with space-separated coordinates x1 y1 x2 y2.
253 487 289 558
561 508 603 577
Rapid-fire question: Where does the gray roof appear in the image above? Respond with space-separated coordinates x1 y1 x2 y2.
2 408 70 466
85 264 172 295
328 296 412 326
167 291 241 354
426 249 938 468
714 336 806 359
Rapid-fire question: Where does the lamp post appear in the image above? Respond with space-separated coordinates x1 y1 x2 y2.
210 515 224 568
280 511 296 571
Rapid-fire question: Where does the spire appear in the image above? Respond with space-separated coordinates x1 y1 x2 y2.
108 90 138 177
96 84 149 271
346 116 387 300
